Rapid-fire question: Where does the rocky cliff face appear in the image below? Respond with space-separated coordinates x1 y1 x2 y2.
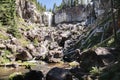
16 0 43 24
54 5 87 24
54 0 111 24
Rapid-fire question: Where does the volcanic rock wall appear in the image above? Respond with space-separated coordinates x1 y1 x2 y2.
16 0 44 25
54 5 87 24
54 0 111 24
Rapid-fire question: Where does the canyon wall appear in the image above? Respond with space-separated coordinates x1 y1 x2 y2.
16 0 53 26
16 0 43 24
54 5 87 24
54 0 111 24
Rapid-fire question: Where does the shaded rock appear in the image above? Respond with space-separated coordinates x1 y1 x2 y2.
0 44 6 49
16 49 33 61
63 49 81 62
79 50 104 72
46 67 73 80
24 70 44 80
95 47 115 65
70 67 88 80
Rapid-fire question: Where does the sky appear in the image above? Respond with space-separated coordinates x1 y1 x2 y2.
37 0 62 10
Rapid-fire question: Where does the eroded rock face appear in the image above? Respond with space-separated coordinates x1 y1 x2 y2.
46 67 73 80
16 0 43 24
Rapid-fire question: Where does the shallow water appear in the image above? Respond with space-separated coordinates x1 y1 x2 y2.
0 67 28 79
0 62 70 79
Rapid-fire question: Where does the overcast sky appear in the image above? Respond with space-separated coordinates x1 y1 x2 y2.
37 0 62 10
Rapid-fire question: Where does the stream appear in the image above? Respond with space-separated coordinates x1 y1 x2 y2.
0 62 70 80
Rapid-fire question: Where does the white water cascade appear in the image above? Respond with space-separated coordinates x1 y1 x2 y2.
43 12 53 27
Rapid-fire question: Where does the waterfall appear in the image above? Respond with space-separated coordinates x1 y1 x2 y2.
43 12 53 27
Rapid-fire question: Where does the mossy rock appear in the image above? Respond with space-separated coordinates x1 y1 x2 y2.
9 72 24 80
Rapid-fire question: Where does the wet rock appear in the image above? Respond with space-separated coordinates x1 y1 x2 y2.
16 49 33 61
46 67 73 80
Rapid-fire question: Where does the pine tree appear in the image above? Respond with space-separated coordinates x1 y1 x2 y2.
53 3 57 13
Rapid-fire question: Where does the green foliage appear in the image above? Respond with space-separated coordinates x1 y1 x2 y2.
33 38 39 46
0 56 10 64
90 67 101 76
7 26 21 38
0 0 22 38
4 50 11 55
114 0 120 8
9 72 24 80
30 0 46 12
99 62 120 80
55 0 79 11
0 32 9 40
0 0 16 26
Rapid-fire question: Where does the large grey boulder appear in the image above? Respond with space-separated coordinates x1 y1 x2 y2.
95 47 115 65
46 67 73 80
16 49 33 61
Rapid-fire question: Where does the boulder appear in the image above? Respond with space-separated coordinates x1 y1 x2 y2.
79 50 104 72
46 50 63 63
16 49 33 61
60 31 71 39
26 30 36 41
24 70 44 80
0 44 6 49
35 45 48 58
10 37 19 45
26 44 35 52
63 49 81 62
46 67 73 80
95 47 115 65
6 44 17 53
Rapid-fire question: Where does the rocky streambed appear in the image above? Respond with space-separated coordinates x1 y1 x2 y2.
0 23 120 80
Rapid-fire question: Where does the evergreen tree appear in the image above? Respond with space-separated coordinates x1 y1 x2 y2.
53 3 57 13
